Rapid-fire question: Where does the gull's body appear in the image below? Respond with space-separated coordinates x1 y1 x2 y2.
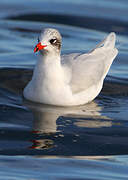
23 28 118 106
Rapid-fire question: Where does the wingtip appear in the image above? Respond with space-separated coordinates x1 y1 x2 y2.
104 32 116 48
109 32 116 40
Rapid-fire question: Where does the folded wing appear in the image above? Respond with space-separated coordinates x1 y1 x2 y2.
62 33 118 93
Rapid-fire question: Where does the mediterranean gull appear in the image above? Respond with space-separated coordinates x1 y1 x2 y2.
23 28 118 106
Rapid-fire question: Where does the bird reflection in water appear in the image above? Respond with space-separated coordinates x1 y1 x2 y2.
25 100 112 150
30 108 59 150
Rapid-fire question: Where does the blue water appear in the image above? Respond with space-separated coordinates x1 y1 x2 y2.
0 0 128 179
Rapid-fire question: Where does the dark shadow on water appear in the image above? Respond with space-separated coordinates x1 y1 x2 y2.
9 14 128 35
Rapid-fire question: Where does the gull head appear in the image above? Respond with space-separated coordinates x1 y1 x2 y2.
34 28 62 54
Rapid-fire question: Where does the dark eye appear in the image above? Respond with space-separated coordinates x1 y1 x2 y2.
49 38 57 44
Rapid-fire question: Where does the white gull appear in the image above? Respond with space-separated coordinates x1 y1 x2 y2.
23 28 118 106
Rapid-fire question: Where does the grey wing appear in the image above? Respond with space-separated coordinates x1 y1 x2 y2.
70 52 107 93
62 33 118 94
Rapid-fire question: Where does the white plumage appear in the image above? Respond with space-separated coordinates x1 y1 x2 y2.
23 28 118 106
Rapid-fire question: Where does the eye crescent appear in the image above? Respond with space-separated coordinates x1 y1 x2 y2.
53 39 57 43
50 39 57 44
